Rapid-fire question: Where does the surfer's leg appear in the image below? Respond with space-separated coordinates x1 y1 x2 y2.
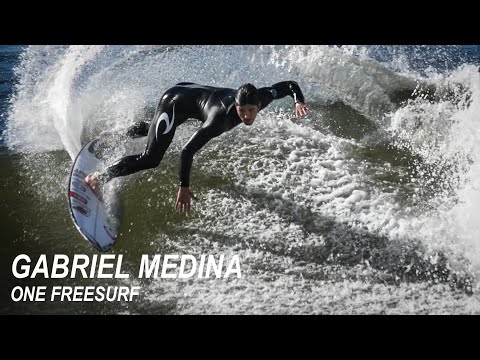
97 102 179 183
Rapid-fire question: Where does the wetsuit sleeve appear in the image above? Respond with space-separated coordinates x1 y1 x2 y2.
125 121 150 138
179 116 226 187
258 81 306 110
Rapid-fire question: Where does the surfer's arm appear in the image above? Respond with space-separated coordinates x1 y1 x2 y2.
176 118 225 213
259 81 309 118
179 116 225 188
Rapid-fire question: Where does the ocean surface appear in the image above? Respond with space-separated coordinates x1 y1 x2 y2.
1 45 480 314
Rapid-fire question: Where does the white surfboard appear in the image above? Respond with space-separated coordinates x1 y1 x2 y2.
68 138 122 252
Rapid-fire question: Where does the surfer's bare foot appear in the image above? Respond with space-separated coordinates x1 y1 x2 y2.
85 172 102 198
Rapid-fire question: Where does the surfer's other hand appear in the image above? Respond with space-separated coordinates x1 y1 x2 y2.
175 186 198 213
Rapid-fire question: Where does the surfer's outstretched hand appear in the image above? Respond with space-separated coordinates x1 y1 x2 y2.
176 186 198 213
295 102 309 119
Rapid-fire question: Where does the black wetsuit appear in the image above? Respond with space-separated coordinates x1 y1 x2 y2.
101 81 305 187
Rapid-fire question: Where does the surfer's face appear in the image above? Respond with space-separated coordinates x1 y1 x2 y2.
235 104 260 126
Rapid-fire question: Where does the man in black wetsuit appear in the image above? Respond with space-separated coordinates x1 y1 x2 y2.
86 81 309 212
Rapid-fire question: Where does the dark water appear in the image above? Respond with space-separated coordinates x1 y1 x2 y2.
0 45 23 151
1 45 480 314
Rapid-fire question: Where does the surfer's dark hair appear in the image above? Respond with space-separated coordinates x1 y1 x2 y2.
235 83 260 106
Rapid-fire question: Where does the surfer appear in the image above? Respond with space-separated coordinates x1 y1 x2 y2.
86 81 309 212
